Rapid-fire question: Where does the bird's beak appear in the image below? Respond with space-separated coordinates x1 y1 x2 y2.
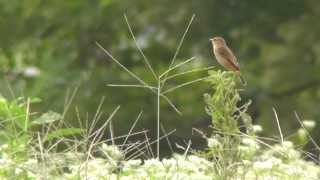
209 38 213 41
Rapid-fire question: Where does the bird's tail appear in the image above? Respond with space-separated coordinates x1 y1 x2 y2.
235 71 247 86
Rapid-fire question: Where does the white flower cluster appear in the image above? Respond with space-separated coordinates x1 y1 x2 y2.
0 142 320 179
237 141 320 179
63 154 214 179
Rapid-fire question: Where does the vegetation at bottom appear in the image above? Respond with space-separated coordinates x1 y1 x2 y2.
0 70 319 179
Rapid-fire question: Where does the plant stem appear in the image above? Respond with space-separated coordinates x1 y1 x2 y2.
157 79 161 159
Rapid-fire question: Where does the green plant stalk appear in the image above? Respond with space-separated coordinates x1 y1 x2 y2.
204 70 254 178
157 79 161 159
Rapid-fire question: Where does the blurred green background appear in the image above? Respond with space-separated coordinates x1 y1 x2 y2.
1 0 320 156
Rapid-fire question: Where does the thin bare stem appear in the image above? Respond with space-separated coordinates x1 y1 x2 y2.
150 129 176 146
109 119 115 146
124 140 150 157
163 76 209 94
96 42 150 88
123 141 142 154
107 80 181 116
89 97 106 133
161 123 174 154
107 84 181 114
124 14 158 80
161 14 195 85
87 106 120 140
166 15 195 72
294 111 320 152
25 97 30 132
183 140 192 158
105 130 149 143
272 107 284 144
122 111 143 149
143 130 154 158
164 66 215 81
107 84 157 90
37 132 44 162
157 80 161 159
127 129 176 160
4 77 16 99
160 57 196 78
62 87 79 119
85 106 120 169
160 94 182 115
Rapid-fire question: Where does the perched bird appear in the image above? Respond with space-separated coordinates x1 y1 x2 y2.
210 36 246 84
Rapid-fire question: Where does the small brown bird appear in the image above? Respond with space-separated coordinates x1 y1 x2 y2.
210 37 240 72
210 36 246 84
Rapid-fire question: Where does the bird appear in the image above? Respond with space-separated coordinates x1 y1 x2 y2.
210 36 246 85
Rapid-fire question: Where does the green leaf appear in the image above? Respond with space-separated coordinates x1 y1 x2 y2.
45 128 84 141
32 111 62 125
29 97 42 104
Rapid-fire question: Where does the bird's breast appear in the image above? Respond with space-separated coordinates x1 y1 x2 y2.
213 47 238 71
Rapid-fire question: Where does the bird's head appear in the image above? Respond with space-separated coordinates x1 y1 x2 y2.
210 37 226 47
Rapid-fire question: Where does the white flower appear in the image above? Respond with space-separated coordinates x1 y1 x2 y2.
100 144 123 161
242 138 257 146
252 125 263 133
302 120 316 129
207 138 221 148
253 160 273 170
282 141 293 148
125 159 141 167
241 137 260 152
15 167 23 175
242 160 252 166
298 128 307 138
0 144 9 151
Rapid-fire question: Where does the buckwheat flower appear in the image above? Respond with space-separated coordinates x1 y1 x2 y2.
22 158 38 173
242 137 260 152
252 125 263 133
207 137 221 148
15 167 23 175
162 158 177 172
143 158 165 173
122 159 141 172
27 171 37 179
171 172 189 179
190 174 212 180
268 157 282 166
302 120 316 129
125 159 141 167
253 160 273 170
282 141 293 148
0 144 9 151
101 144 123 161
242 137 257 146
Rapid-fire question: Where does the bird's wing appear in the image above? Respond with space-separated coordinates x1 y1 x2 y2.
216 47 240 70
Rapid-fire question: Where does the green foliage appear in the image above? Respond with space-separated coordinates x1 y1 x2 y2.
204 70 253 134
0 70 319 179
202 70 254 177
1 1 320 176
1 0 320 153
0 96 83 162
0 96 32 161
45 128 84 142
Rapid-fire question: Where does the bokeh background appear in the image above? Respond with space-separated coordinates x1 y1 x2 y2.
1 0 320 156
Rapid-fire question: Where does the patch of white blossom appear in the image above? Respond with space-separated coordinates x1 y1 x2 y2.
0 142 320 179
